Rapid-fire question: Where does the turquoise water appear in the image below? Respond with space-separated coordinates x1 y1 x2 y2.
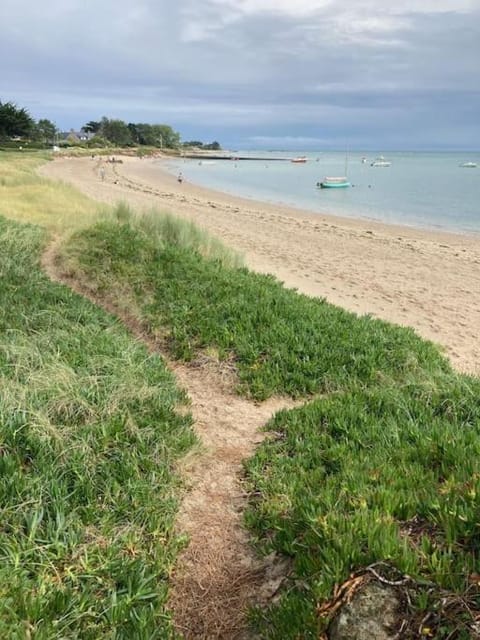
164 151 480 235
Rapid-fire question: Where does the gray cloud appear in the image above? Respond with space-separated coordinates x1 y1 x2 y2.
1 0 479 148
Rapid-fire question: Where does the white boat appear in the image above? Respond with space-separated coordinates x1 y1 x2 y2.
371 156 391 167
460 162 477 168
317 176 351 189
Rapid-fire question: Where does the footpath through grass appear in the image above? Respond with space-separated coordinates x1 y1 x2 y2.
60 209 480 638
0 216 195 638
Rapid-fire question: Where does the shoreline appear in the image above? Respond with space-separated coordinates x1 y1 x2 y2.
160 153 480 239
40 154 480 376
153 155 480 241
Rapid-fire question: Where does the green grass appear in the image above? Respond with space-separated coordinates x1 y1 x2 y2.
244 378 480 636
60 210 451 400
0 216 196 638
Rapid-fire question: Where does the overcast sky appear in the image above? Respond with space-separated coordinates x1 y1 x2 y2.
1 0 479 150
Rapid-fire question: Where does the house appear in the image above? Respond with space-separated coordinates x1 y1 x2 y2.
59 129 95 143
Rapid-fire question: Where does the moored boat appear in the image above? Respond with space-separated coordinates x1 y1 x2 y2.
460 162 477 168
291 156 307 163
371 156 391 167
317 176 351 188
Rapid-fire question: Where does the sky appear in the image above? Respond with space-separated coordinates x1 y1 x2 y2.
1 0 480 150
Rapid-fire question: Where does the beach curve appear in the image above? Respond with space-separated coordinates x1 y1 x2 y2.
40 154 480 376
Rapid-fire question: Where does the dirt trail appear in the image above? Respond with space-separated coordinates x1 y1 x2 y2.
41 237 295 639
167 361 293 639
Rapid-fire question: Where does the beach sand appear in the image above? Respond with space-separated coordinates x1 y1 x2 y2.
40 154 480 376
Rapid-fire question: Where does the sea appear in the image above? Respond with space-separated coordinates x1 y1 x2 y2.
163 151 480 235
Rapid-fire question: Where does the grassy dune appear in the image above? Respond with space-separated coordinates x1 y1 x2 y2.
0 154 199 637
61 207 450 400
60 208 480 638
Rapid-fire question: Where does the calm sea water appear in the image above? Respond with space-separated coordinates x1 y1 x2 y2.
163 151 480 235
162 151 480 233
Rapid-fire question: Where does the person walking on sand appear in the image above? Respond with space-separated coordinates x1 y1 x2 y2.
177 172 183 184
100 166 105 181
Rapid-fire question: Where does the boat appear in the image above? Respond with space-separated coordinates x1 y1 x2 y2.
371 156 391 167
317 176 351 189
317 150 351 188
291 156 307 163
460 162 477 168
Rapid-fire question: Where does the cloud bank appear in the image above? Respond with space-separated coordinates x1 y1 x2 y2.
1 0 479 148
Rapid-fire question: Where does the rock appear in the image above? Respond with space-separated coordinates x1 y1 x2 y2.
328 581 402 640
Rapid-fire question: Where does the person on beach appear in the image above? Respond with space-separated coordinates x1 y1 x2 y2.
99 166 105 181
177 172 183 183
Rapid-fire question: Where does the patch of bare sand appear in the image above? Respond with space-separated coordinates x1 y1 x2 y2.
41 236 296 639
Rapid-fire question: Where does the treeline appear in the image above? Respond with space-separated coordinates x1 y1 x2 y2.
0 100 221 150
81 118 180 149
0 101 57 144
181 140 221 150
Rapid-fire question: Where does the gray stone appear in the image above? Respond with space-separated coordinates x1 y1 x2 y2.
329 581 402 640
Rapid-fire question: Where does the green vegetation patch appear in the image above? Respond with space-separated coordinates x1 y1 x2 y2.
244 379 480 636
62 211 451 400
58 206 479 636
0 216 195 638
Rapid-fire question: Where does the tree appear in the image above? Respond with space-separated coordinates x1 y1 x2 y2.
150 124 180 149
204 141 221 150
128 123 157 146
182 140 222 150
36 118 57 145
100 117 133 146
0 101 35 139
82 120 101 134
127 123 140 144
79 117 181 149
183 140 204 148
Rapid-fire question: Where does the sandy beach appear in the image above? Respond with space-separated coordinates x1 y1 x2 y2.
40 154 480 376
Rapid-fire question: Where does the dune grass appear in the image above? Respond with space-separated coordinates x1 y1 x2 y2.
0 151 103 233
0 215 196 638
113 201 244 269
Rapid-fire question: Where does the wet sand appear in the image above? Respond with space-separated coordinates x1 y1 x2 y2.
40 154 480 376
